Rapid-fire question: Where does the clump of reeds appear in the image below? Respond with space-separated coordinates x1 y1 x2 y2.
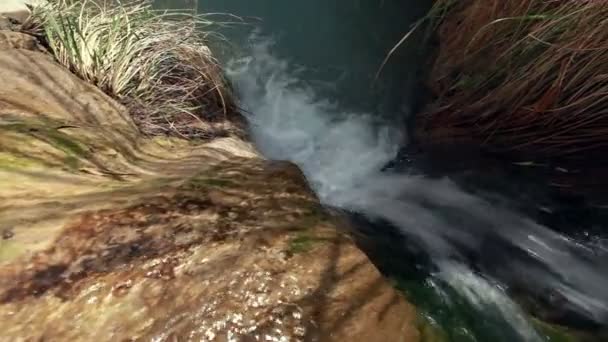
412 0 608 160
28 0 240 139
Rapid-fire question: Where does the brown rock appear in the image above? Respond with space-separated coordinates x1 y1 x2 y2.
0 39 420 341
0 30 41 50
0 16 12 31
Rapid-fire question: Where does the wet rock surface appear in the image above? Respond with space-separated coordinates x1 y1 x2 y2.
0 32 420 341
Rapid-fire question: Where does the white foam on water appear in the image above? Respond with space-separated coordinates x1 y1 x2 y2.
437 262 541 341
226 38 608 337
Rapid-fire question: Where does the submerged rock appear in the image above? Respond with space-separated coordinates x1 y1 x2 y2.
0 32 420 341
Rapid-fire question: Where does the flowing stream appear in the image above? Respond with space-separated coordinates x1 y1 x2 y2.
158 1 608 340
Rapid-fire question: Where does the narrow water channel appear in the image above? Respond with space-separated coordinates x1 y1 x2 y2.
156 1 608 341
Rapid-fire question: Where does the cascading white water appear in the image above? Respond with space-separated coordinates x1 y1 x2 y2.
226 38 608 340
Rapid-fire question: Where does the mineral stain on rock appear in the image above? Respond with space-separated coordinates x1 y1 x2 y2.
1 228 13 240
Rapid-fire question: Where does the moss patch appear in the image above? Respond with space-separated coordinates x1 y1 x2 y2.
292 203 332 229
42 129 89 159
149 136 193 148
0 152 43 169
0 122 90 171
193 178 236 188
288 233 316 254
288 231 334 254
531 319 581 342
0 240 23 263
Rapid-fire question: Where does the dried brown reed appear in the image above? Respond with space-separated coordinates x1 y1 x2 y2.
416 0 608 160
29 0 242 139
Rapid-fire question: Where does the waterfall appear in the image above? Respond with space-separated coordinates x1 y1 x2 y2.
226 37 608 340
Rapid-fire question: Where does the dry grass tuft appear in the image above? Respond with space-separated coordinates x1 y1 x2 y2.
413 0 608 160
28 0 242 139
